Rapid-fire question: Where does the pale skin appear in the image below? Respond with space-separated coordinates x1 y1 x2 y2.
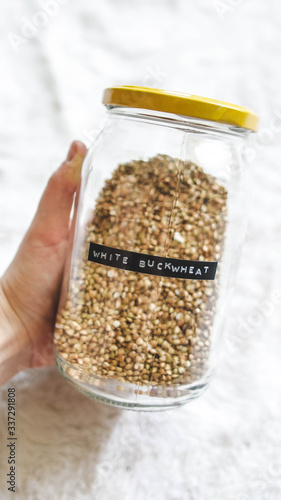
0 141 88 386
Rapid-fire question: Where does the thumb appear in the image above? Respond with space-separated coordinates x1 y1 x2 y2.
1 140 87 322
26 140 88 248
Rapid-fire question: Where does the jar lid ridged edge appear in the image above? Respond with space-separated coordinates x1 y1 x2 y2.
102 86 259 132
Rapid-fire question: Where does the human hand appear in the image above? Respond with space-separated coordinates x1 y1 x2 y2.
0 141 87 385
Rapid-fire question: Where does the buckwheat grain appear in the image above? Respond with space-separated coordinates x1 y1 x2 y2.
54 155 227 387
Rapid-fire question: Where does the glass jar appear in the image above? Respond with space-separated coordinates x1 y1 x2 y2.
54 86 259 410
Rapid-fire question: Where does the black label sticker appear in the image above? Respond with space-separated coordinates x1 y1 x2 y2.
88 242 218 280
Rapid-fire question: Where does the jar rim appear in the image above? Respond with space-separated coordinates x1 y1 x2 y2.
102 86 259 132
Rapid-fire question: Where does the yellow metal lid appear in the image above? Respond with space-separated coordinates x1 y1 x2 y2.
102 86 259 132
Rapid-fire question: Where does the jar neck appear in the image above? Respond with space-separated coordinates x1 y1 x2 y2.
105 106 252 140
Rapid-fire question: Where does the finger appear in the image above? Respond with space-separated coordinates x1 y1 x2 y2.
26 140 87 248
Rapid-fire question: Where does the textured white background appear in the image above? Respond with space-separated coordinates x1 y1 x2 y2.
1 1 281 499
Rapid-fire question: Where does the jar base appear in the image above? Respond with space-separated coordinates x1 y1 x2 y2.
55 352 211 411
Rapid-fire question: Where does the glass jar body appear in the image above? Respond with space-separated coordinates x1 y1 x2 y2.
54 108 250 410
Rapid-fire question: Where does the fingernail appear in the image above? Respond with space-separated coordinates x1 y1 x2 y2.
66 142 76 162
66 141 87 162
